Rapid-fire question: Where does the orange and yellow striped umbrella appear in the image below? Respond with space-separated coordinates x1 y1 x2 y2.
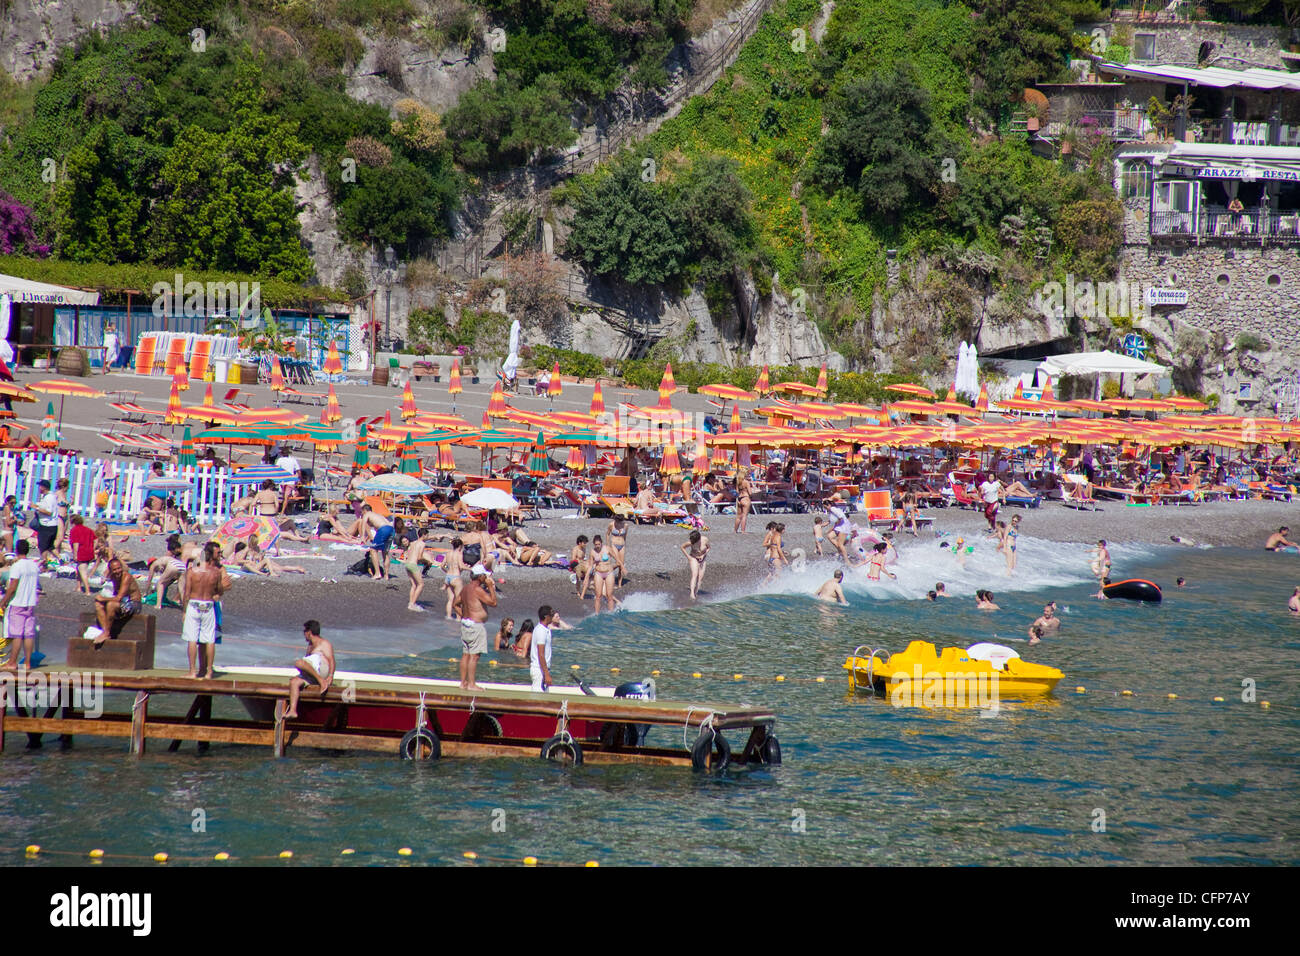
729 404 742 432
1069 399 1112 414
448 357 462 392
27 378 106 399
755 365 771 396
202 383 214 406
1162 394 1207 411
547 362 563 400
1012 380 1024 399
413 412 474 431
172 361 190 392
814 363 828 396
236 407 311 425
488 381 507 416
1041 375 1056 402
657 362 676 408
590 380 606 416
165 380 184 424
659 442 682 475
773 381 822 397
565 445 586 471
945 382 957 402
325 384 342 424
975 383 989 412
182 404 243 425
270 356 285 392
437 443 457 472
699 383 758 402
691 443 709 476
400 380 418 420
323 340 343 376
711 443 728 468
886 383 936 399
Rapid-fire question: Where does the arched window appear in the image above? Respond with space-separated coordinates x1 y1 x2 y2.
1120 160 1153 200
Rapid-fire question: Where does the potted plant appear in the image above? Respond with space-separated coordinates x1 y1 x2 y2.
1025 102 1046 132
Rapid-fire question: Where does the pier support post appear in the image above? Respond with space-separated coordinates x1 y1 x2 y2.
130 692 149 755
273 700 286 758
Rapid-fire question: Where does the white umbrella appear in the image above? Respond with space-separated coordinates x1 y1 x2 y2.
0 294 12 366
460 486 518 511
502 319 521 382
144 477 194 492
357 473 434 495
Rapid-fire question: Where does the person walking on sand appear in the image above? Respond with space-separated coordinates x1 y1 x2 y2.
1090 539 1111 580
102 321 120 374
815 570 848 605
681 529 709 600
581 534 620 613
285 620 334 719
0 539 40 671
455 568 497 690
442 537 466 620
401 533 439 612
978 474 1003 532
734 470 754 534
181 542 229 679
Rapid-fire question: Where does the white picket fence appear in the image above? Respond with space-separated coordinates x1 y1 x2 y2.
0 453 236 526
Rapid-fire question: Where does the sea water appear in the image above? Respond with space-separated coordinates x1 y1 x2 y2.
3 543 1298 866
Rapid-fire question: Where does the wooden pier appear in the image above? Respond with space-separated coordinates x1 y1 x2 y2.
0 667 781 770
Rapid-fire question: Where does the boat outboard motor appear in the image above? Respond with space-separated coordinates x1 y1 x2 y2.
613 678 656 746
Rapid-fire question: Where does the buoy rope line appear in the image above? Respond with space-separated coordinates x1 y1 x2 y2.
4 844 600 867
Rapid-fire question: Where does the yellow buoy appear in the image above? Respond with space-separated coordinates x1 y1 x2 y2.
463 851 478 860
1121 690 1133 697
1213 696 1224 703
1261 701 1270 709
153 852 168 863
488 660 498 667
341 848 355 855
214 852 230 861
815 677 826 683
523 856 538 866
692 672 702 678
651 670 660 676
25 845 40 855
585 861 600 867
1167 693 1178 700
1075 686 1087 694
398 847 412 857
775 675 785 682
279 850 294 859
610 667 620 673
448 657 457 663
570 665 580 670
733 674 743 680
88 849 104 859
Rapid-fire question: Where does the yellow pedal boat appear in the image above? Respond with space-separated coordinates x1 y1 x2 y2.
844 640 1064 705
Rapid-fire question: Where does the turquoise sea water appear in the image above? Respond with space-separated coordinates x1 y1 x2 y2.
3 541 1298 866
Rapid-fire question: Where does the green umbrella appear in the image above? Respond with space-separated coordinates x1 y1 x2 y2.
398 431 421 475
353 421 370 470
178 426 197 468
528 430 550 477
193 425 277 446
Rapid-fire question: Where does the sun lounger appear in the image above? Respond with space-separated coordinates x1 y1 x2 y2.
1003 494 1041 509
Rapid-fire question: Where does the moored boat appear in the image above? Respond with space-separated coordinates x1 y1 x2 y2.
844 640 1064 705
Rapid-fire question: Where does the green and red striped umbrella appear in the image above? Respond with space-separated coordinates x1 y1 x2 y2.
178 426 197 468
398 431 421 474
528 430 551 477
353 421 370 469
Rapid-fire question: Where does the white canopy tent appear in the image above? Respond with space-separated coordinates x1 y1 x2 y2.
0 273 100 306
1038 350 1168 377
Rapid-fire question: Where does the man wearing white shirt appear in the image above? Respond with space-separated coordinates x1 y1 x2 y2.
102 322 120 374
1 539 41 670
34 479 59 564
530 605 555 692
978 476 1003 531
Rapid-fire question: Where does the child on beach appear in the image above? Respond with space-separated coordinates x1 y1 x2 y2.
681 529 709 600
812 516 828 556
867 542 896 581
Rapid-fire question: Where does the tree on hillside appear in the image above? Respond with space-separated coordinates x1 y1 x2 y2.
149 67 313 281
565 161 689 286
672 157 755 287
811 71 939 223
964 0 1075 121
54 122 162 264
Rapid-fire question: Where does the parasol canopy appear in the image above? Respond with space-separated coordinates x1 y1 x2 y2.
356 472 434 495
885 383 936 399
698 384 758 402
177 426 197 468
323 340 344 376
589 380 606 416
144 476 193 492
216 514 280 551
228 464 296 485
460 486 519 510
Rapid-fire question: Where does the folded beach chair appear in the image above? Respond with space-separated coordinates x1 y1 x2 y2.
598 475 635 518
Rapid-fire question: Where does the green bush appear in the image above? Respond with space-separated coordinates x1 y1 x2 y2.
532 346 604 380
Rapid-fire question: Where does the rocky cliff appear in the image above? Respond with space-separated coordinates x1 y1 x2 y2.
1 0 140 82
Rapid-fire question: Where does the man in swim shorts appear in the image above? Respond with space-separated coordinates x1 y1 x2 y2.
455 568 497 690
360 504 395 579
286 620 334 719
1265 527 1296 551
815 570 847 605
182 542 228 679
1029 604 1060 639
91 556 142 646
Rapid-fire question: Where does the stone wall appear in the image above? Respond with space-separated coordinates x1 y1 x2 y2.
1084 20 1289 68
1 0 140 82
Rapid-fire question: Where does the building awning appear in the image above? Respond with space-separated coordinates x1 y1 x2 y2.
1099 62 1300 93
1039 350 1168 377
0 273 100 307
1157 142 1300 182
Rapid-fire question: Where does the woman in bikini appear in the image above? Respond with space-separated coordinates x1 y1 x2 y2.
866 542 896 581
443 537 466 620
494 617 516 652
1005 515 1021 576
606 516 629 586
582 534 620 613
734 471 753 534
681 529 710 600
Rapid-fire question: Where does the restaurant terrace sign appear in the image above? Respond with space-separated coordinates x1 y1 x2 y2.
1145 288 1189 306
1193 164 1300 182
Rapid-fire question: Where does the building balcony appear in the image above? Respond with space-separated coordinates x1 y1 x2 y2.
1149 207 1300 243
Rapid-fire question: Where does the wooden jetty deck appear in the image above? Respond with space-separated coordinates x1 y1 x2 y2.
0 667 781 770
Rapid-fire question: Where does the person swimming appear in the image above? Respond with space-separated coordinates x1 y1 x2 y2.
1265 527 1296 551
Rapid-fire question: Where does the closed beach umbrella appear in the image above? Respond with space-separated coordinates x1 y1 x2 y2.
437 443 457 472
448 358 462 411
398 432 421 474
326 384 341 423
814 362 828 396
755 365 770 396
172 361 190 392
202 383 214 406
692 443 709 476
401 380 417 420
1041 375 1056 402
323 340 344 376
660 442 682 475
528 431 550 477
565 445 585 471
657 362 676 408
975 383 989 412
353 421 370 469
39 401 59 447
711 444 728 468
488 380 507 417
729 404 742 432
178 426 197 468
547 361 563 405
270 356 285 392
590 380 606 416
166 380 184 424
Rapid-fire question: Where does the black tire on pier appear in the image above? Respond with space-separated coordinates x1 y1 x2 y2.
399 728 441 760
691 728 731 773
540 734 584 765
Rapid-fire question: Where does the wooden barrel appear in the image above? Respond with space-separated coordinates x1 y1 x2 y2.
235 360 259 384
372 364 389 386
55 347 87 376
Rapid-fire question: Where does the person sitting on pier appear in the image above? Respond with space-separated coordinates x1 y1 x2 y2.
285 620 334 720
90 556 142 646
